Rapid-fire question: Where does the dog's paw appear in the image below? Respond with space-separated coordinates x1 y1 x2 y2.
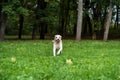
57 52 61 55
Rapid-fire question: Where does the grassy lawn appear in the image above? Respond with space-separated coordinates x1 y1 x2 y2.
0 40 120 80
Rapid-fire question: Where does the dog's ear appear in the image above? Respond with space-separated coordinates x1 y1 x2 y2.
60 35 62 39
54 35 57 39
54 35 56 37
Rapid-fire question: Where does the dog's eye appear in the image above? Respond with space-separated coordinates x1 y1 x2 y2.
55 37 57 38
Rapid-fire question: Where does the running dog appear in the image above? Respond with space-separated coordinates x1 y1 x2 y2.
52 35 62 56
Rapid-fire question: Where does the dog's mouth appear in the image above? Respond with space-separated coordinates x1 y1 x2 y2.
55 39 60 43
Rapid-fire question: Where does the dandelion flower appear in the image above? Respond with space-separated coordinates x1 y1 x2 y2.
66 59 73 65
11 57 16 62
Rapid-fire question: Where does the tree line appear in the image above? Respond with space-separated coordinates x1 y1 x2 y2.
0 0 120 41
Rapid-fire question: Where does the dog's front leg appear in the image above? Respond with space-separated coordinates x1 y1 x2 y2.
57 48 62 55
53 45 56 56
57 44 62 55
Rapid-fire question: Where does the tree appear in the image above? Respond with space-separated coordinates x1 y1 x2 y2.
38 0 47 39
103 0 112 41
0 0 8 41
1 0 120 40
114 5 119 29
59 0 70 35
18 14 24 39
18 0 24 39
2 0 29 40
76 0 83 41
82 0 92 35
32 14 38 40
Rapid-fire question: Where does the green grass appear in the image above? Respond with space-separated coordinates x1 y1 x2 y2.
0 40 120 80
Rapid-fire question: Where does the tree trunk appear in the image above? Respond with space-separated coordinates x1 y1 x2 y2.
116 6 119 29
59 0 65 35
83 14 92 35
18 14 24 39
59 0 70 36
101 7 107 37
114 5 119 29
18 0 24 39
40 23 46 39
0 0 7 41
73 24 77 35
103 1 112 41
32 15 39 40
64 0 70 35
32 25 37 40
76 0 83 41
0 12 7 41
39 0 47 39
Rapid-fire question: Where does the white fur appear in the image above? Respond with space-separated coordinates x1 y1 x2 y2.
53 35 62 56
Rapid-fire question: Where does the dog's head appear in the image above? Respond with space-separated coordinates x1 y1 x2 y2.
54 35 62 43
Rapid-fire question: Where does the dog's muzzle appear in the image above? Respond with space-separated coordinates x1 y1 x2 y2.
55 39 60 43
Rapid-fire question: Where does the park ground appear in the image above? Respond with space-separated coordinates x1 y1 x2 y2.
0 40 120 80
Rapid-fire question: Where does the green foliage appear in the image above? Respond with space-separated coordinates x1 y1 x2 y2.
2 0 29 16
0 40 120 80
16 7 29 16
2 5 15 15
43 0 60 34
1 0 120 37
113 0 120 5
